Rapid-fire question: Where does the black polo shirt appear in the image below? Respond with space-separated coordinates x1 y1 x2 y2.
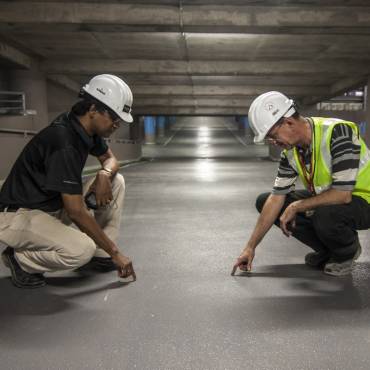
0 112 108 212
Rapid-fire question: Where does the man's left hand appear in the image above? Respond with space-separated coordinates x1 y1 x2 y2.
279 202 299 237
90 171 113 207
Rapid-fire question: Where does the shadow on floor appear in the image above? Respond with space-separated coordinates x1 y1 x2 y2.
226 262 370 330
0 273 132 317
0 277 73 316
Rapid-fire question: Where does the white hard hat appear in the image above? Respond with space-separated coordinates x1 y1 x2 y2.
82 74 133 123
248 91 296 143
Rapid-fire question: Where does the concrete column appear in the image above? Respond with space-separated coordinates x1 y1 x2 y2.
242 116 254 144
144 116 156 144
129 115 141 141
235 116 243 133
168 116 176 132
169 116 176 125
139 115 145 141
0 71 10 90
157 115 165 137
269 144 282 161
165 116 171 135
234 115 239 130
9 66 48 131
364 81 370 147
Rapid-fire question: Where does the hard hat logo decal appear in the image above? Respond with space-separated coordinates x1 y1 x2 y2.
265 103 279 116
265 103 274 111
96 87 106 95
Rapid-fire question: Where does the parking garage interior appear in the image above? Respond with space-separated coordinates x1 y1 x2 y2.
0 1 370 369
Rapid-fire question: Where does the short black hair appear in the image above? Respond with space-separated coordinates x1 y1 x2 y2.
71 90 120 121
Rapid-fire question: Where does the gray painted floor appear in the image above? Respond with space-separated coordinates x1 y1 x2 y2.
1 117 369 370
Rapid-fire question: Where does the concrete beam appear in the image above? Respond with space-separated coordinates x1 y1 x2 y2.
133 106 249 115
0 40 32 69
0 3 178 25
133 85 328 97
47 74 80 93
183 5 370 29
330 76 368 96
41 59 370 75
302 76 368 106
1 3 370 34
135 97 254 107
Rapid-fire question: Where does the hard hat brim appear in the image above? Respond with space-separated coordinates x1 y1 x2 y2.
119 111 133 123
254 134 265 144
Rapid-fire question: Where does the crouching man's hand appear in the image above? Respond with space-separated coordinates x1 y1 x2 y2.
112 252 136 281
88 170 114 207
231 247 255 275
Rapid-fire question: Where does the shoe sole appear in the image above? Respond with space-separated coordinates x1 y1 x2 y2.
324 266 353 276
354 244 362 260
324 244 362 277
1 252 10 268
1 251 46 289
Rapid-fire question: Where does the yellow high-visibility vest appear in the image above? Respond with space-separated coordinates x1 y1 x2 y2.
284 117 370 203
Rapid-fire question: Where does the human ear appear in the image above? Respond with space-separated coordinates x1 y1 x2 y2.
285 117 295 127
89 104 97 113
88 104 98 119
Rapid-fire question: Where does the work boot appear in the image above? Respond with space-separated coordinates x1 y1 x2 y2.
1 247 46 288
305 250 331 268
324 238 362 277
79 256 116 273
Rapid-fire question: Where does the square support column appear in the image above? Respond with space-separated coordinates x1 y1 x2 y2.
10 66 48 131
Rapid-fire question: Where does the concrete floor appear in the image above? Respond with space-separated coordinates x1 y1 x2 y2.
1 117 369 370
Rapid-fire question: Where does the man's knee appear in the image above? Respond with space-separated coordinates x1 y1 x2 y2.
312 205 341 236
113 173 125 193
61 237 96 269
255 192 271 213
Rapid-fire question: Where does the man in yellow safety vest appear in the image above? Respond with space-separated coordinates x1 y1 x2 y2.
232 91 370 276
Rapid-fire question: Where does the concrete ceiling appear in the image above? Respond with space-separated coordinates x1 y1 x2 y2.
0 1 370 115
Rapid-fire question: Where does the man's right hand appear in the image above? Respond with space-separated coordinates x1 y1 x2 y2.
231 247 255 276
112 253 137 281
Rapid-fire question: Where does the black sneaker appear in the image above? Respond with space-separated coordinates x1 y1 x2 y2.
1 247 46 288
305 250 331 268
80 257 117 273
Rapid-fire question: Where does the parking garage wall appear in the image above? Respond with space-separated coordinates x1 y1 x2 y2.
0 73 141 181
302 107 365 124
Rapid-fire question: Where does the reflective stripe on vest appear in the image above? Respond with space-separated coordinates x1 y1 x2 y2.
284 117 370 203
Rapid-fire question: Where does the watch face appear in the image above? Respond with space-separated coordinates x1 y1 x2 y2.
85 192 98 210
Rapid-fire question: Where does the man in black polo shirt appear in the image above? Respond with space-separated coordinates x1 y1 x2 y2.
0 74 136 288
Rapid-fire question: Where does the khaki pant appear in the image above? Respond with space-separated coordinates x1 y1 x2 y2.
0 173 125 274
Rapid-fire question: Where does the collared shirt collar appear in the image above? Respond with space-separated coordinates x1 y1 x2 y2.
296 117 313 154
67 112 95 150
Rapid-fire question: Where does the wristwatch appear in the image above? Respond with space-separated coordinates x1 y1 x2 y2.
101 167 114 176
